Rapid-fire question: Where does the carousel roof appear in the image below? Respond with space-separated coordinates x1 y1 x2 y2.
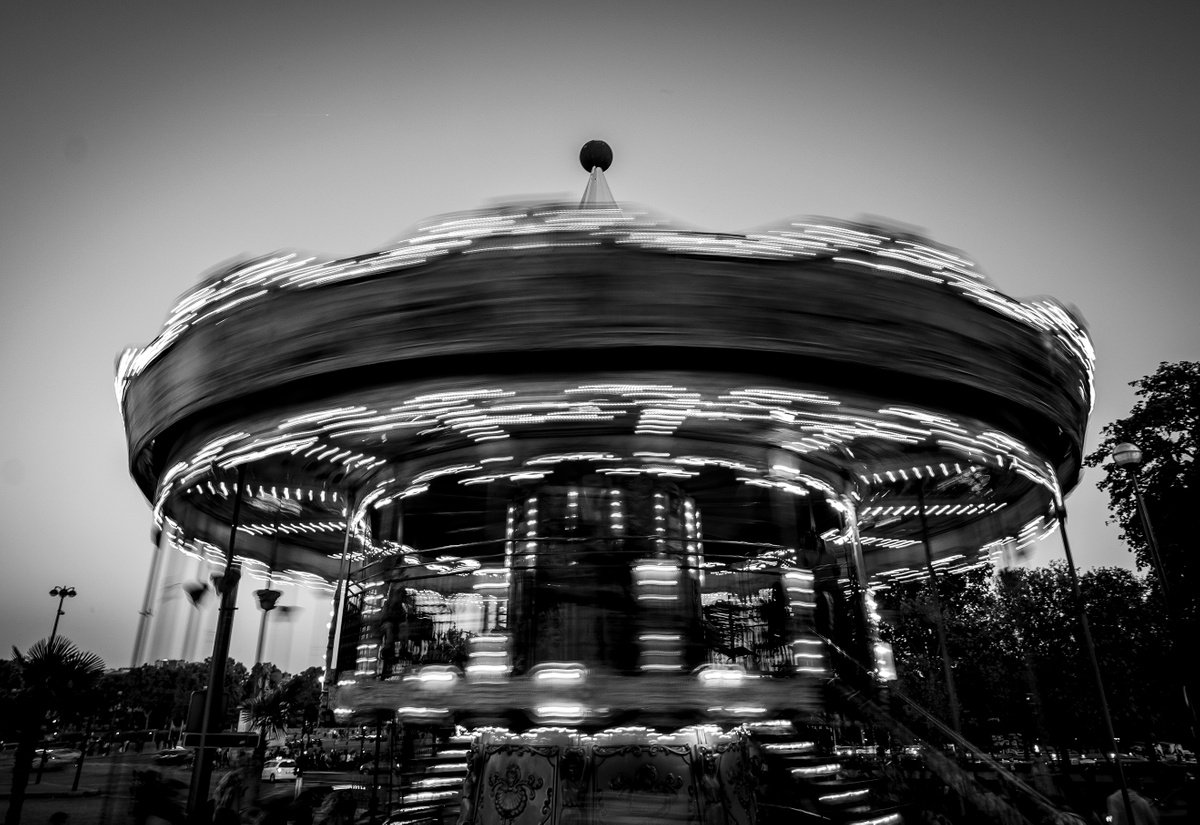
117 146 1094 585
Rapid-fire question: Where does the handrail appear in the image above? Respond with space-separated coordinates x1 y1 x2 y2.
351 535 819 587
819 634 1063 825
756 802 834 822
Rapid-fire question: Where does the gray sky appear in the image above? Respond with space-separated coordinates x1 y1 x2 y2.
2 2 1197 670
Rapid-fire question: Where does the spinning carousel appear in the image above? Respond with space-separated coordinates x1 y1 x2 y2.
119 142 1093 824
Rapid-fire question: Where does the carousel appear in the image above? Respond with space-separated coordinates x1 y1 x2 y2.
118 142 1093 824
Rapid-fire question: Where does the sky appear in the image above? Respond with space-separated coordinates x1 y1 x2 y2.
2 2 1197 672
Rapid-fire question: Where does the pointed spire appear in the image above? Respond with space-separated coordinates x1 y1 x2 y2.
578 140 616 207
580 166 615 206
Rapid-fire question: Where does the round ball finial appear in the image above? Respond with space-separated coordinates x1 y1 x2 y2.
579 140 613 172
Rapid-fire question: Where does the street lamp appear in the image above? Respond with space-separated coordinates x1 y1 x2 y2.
1112 442 1196 741
253 588 283 667
1111 443 1170 596
48 586 77 644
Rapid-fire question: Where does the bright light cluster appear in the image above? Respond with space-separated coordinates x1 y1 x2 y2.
115 205 1095 423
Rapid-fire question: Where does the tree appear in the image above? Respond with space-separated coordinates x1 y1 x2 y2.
90 658 251 739
0 659 21 743
879 566 1030 747
3 637 105 825
281 667 323 728
1084 360 1199 743
877 563 1175 757
1083 361 1198 624
245 661 285 701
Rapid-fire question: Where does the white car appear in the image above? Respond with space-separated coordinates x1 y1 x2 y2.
261 757 299 782
31 748 82 770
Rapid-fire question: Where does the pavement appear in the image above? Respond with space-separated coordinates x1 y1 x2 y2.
0 773 102 799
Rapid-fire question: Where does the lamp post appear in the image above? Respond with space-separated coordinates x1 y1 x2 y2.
1111 442 1196 741
1052 504 1136 825
1111 444 1171 596
48 586 77 644
253 588 283 666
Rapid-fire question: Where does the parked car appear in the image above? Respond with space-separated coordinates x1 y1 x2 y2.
359 757 401 776
261 757 298 782
154 747 193 766
1151 784 1195 824
30 748 81 770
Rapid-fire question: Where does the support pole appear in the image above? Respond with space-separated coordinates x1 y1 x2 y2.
1128 474 1170 601
187 466 247 824
48 592 69 646
916 485 963 734
841 501 876 679
369 716 383 825
254 506 283 668
132 528 167 667
1054 505 1136 825
321 504 356 714
1127 472 1197 743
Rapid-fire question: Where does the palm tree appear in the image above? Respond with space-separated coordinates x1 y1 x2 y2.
242 685 291 801
3 636 105 825
245 686 291 747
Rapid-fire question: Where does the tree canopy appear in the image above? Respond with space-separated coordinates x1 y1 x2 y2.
1083 360 1198 740
877 562 1176 754
1083 361 1198 620
4 637 106 825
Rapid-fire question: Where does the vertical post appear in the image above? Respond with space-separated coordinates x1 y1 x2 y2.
369 716 383 824
132 526 168 667
70 720 90 792
916 485 963 734
48 592 68 646
1054 505 1136 825
1127 472 1196 742
253 600 270 668
187 466 247 824
322 506 356 705
1127 474 1171 600
255 505 284 668
841 501 875 678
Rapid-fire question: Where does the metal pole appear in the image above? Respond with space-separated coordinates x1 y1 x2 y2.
1128 473 1171 601
254 601 270 668
255 506 283 667
187 466 247 824
1054 505 1136 825
1127 471 1196 741
842 501 874 672
322 506 357 702
48 592 67 645
70 720 90 792
47 589 73 647
916 485 963 734
132 527 168 667
369 717 383 825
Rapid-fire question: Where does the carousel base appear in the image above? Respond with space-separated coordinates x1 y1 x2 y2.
379 722 908 825
456 727 758 825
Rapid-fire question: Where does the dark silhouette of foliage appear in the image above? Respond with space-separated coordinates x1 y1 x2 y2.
1084 360 1198 743
1083 361 1198 580
3 637 105 825
878 563 1174 756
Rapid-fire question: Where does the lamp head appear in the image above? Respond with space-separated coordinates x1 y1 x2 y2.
1112 443 1143 469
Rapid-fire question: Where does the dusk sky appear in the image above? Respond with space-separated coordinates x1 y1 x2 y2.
2 2 1197 671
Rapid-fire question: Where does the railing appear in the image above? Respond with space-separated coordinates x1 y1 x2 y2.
337 537 828 684
819 635 1065 825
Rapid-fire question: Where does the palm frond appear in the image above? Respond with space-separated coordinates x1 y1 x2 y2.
13 636 106 694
